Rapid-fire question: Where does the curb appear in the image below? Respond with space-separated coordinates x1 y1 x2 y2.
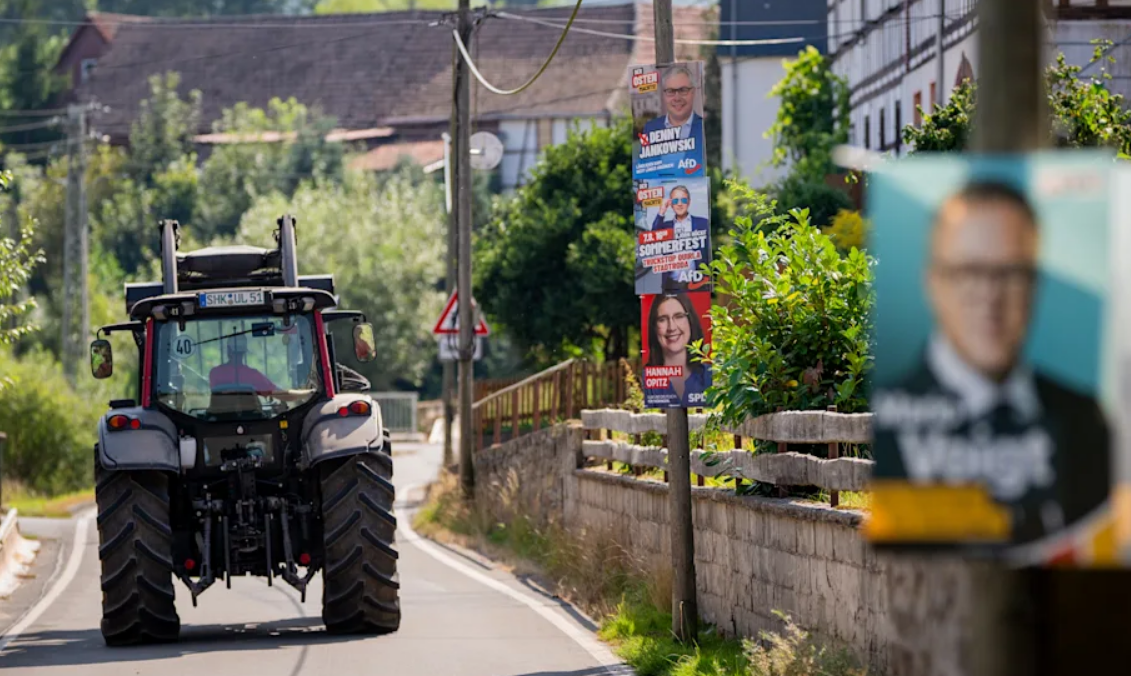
0 509 40 600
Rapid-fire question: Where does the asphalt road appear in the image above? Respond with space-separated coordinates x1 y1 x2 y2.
0 442 629 676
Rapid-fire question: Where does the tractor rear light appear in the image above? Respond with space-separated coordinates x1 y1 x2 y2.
337 406 349 417
107 414 137 431
299 552 311 566
348 401 371 416
184 558 196 571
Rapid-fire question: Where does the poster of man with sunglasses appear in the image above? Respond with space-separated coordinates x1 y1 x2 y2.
865 154 1116 567
629 61 706 180
634 177 711 295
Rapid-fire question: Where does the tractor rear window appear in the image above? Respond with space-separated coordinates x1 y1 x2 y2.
152 314 322 420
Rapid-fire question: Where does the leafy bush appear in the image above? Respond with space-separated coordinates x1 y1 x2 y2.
770 176 854 230
695 181 874 430
0 348 109 495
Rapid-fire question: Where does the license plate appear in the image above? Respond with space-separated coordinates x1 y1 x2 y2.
198 290 265 308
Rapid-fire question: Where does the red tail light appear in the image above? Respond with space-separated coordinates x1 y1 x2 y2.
107 414 138 431
299 552 311 566
348 401 371 416
184 558 196 571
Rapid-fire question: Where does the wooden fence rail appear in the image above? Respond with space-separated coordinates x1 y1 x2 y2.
471 358 642 452
580 408 874 507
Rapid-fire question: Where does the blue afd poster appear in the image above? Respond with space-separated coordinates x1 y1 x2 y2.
864 151 1122 569
629 62 706 180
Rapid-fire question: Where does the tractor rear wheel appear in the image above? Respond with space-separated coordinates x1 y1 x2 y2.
95 467 180 645
319 452 400 634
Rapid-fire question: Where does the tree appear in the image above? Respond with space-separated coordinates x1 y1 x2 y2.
764 45 850 184
127 72 202 186
0 1 69 152
235 165 447 391
0 171 44 349
903 41 1131 157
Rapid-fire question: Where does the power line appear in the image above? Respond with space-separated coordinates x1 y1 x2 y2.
453 0 584 96
0 107 69 116
497 11 805 47
0 15 433 29
0 117 64 134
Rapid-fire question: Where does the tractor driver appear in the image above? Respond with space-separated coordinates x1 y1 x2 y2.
209 333 278 396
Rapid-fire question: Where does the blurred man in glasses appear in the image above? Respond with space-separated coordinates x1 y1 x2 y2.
873 179 1110 546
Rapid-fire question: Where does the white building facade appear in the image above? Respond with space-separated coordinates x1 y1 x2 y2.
829 0 1131 156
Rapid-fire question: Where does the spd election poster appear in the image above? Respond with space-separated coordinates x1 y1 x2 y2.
641 291 712 409
865 151 1122 568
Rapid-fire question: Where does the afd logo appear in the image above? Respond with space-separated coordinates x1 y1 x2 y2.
679 158 701 174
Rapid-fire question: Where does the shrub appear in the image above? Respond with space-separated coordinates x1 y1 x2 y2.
770 176 854 230
744 611 867 676
694 181 874 431
0 348 108 495
823 209 869 252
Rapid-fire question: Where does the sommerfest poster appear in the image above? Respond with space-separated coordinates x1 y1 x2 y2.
630 60 712 409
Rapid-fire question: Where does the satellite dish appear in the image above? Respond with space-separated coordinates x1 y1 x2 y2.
469 131 504 171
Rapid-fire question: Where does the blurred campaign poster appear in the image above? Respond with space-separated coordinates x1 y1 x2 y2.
641 292 712 409
634 176 712 295
864 151 1120 567
1108 164 1131 566
630 61 706 180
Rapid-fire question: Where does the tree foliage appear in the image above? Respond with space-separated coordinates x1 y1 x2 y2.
0 171 44 348
904 41 1131 156
0 0 69 152
236 165 446 391
695 181 874 429
765 45 850 183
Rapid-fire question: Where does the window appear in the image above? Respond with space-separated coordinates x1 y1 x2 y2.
80 58 96 83
864 114 871 149
930 81 937 110
914 91 922 126
879 107 886 150
895 101 902 153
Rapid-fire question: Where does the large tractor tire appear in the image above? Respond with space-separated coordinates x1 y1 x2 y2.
319 451 400 634
95 467 180 645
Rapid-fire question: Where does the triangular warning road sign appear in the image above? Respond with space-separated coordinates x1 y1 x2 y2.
432 291 490 336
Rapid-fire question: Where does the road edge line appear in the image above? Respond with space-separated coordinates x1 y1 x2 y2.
0 508 95 655
396 483 633 676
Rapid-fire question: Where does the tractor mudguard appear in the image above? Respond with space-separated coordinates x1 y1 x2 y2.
97 407 181 472
300 394 386 468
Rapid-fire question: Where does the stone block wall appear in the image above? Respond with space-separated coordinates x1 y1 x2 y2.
474 422 972 676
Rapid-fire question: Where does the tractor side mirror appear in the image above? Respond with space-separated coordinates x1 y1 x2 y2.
91 339 113 379
353 323 376 363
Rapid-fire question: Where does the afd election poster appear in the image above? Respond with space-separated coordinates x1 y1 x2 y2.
630 61 706 180
634 177 712 295
641 292 712 409
864 151 1121 568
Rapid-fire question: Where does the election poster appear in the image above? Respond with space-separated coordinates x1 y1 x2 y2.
1107 163 1131 566
641 291 712 409
629 61 706 180
864 151 1121 568
634 176 712 295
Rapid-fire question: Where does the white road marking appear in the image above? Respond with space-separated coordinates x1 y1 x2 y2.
396 483 632 675
0 507 95 655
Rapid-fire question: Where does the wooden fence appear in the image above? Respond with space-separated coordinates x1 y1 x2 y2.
579 407 873 507
472 357 641 451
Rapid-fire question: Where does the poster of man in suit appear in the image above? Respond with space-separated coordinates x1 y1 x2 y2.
865 153 1119 567
629 61 706 180
634 177 712 295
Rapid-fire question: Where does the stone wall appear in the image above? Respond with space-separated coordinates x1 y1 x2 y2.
475 422 972 676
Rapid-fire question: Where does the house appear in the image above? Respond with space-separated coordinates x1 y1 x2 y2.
717 0 828 188
829 0 1131 157
55 3 711 192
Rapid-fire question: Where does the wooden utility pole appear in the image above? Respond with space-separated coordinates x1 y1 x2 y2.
455 0 476 499
61 103 89 385
965 1 1044 674
653 0 698 645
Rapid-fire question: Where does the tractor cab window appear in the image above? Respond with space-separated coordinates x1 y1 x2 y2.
153 314 322 420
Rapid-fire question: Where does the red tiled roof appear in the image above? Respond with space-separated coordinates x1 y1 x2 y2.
71 3 713 138
347 139 445 172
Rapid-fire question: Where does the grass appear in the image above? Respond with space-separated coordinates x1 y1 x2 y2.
413 469 868 676
1 482 95 518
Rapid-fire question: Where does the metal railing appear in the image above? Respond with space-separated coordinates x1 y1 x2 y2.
371 392 419 435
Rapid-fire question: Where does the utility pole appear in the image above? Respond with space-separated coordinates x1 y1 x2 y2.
441 131 456 469
61 103 89 385
455 0 476 499
936 0 945 108
654 0 698 645
965 1 1045 674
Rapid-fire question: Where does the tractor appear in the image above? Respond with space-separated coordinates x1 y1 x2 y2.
89 216 398 645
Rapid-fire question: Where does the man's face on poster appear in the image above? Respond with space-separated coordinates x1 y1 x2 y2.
927 197 1039 381
671 188 690 218
662 70 694 124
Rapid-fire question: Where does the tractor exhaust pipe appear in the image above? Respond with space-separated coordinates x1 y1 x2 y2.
160 219 179 294
277 214 298 287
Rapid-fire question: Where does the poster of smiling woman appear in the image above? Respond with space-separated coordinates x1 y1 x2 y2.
629 61 706 179
865 151 1123 568
641 292 712 409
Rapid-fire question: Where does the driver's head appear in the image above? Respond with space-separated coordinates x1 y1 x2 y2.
227 333 248 364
